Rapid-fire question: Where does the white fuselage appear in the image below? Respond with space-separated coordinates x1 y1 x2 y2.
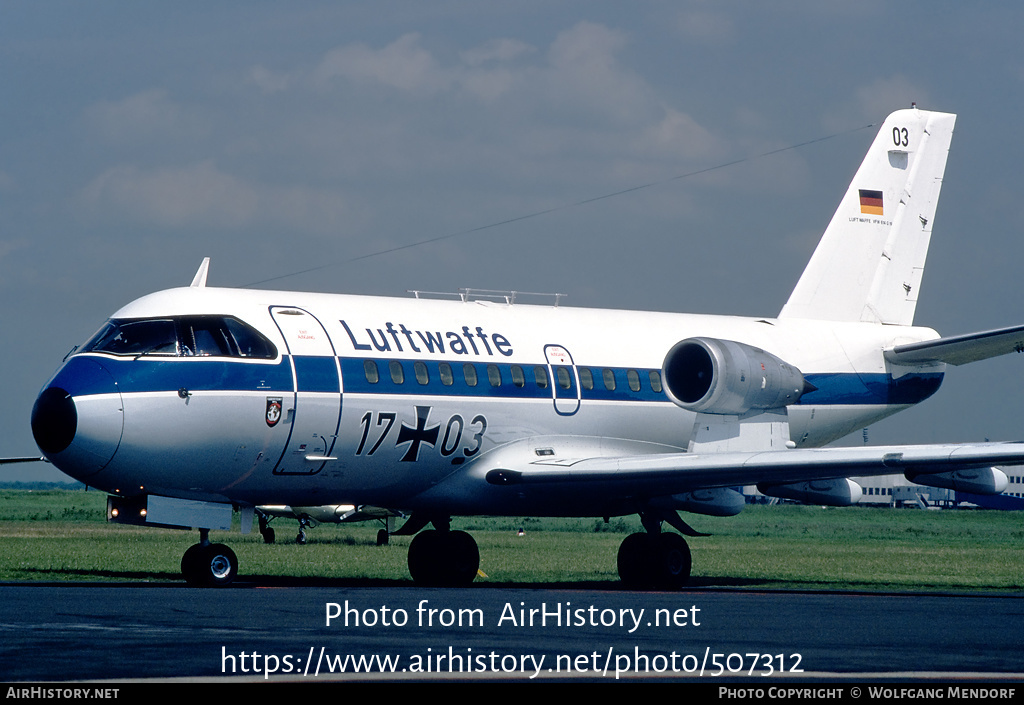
36 285 943 516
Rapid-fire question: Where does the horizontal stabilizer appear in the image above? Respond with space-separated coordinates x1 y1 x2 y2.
0 456 44 465
887 324 1024 366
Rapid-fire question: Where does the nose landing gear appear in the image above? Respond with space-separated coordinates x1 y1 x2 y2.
181 529 238 587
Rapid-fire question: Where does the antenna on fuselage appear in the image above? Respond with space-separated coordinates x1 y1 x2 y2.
190 257 211 288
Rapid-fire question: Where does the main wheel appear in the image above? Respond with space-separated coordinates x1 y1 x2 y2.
617 532 656 589
444 530 480 587
654 533 691 589
408 530 443 585
408 530 479 587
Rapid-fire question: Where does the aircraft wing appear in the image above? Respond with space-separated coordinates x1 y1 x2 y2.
482 440 1024 493
887 324 1024 366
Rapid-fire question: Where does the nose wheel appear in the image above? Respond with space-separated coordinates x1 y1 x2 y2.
181 531 238 587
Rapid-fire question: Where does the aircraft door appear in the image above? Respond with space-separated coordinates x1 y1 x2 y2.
544 344 580 416
269 307 343 475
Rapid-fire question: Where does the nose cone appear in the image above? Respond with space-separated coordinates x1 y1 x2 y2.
32 357 124 480
31 387 77 454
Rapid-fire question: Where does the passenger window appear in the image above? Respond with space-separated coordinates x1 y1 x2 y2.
511 365 525 388
414 361 429 385
389 360 404 384
439 362 454 386
556 366 571 390
364 360 379 384
603 368 616 391
627 369 641 392
649 370 663 393
487 364 501 387
534 365 549 389
579 367 594 390
463 363 478 387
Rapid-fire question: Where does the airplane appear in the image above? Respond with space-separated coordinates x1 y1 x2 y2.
28 106 1024 588
255 503 400 544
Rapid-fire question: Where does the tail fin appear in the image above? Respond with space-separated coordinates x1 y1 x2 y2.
779 108 956 325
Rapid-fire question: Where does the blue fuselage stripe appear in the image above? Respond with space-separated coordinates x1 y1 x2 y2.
53 354 943 407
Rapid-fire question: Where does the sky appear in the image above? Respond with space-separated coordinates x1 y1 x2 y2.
4 1 1024 482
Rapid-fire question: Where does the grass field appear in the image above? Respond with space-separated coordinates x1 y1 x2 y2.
1 488 1022 591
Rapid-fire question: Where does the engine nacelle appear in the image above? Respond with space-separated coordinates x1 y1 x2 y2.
662 338 806 415
906 467 1009 495
648 487 746 517
758 478 863 506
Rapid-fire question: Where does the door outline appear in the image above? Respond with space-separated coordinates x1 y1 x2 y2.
269 306 343 475
544 344 581 416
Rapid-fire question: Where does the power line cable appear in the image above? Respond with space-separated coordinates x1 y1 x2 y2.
242 122 875 288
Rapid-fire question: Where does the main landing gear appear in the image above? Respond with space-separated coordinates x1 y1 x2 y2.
257 513 275 544
616 532 691 589
407 519 480 587
616 513 692 590
181 529 238 587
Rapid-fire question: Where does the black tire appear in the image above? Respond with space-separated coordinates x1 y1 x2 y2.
376 528 389 546
655 533 691 589
181 543 238 587
408 530 442 585
444 530 480 587
261 527 276 544
408 530 479 587
617 532 656 589
181 544 205 587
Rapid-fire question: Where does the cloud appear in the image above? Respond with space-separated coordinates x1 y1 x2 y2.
73 22 726 241
674 10 736 45
247 65 292 94
313 33 450 93
460 38 535 66
297 22 668 126
823 75 931 130
77 160 348 235
635 108 723 161
84 89 210 143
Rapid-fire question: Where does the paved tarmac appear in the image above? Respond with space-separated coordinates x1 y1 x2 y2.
1 582 1022 682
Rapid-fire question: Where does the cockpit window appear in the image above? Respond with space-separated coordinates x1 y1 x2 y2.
81 320 177 356
80 316 277 359
222 318 277 358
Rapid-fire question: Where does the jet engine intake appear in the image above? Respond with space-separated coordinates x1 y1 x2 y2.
662 338 805 415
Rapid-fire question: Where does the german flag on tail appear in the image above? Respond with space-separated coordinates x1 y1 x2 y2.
859 189 883 215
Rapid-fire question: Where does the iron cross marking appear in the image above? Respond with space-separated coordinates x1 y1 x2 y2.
396 406 440 462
